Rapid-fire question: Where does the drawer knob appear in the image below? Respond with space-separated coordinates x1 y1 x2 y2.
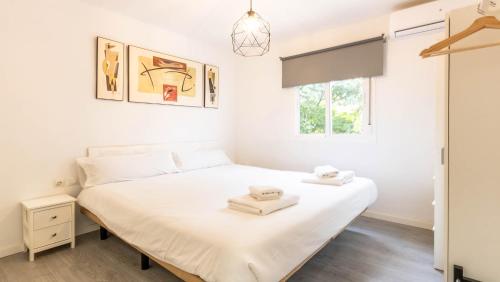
52 233 57 237
51 216 58 220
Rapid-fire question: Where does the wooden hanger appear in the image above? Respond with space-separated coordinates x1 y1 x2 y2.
420 16 500 58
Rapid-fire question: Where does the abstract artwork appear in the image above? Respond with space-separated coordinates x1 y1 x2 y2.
128 46 204 107
204 64 219 108
96 37 124 101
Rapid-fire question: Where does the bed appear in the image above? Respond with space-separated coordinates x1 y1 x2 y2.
77 144 377 282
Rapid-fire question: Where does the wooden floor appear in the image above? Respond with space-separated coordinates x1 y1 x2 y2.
0 217 442 282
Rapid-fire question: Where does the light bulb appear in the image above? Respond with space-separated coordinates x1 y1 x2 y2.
244 14 260 32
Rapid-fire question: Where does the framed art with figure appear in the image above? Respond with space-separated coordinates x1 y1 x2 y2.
204 64 219 108
96 37 124 101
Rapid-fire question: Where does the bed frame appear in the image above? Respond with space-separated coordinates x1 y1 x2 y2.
80 207 366 282
79 143 365 281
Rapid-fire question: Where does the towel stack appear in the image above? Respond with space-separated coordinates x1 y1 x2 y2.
314 165 339 178
302 165 355 186
228 186 299 215
249 185 283 201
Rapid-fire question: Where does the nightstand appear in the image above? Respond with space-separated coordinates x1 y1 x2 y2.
21 194 76 261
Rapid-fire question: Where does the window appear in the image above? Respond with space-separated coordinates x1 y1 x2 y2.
297 78 371 136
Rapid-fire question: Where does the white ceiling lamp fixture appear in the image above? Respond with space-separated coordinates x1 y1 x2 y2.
231 0 270 57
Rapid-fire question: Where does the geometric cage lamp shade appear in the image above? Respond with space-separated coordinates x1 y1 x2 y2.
231 0 271 57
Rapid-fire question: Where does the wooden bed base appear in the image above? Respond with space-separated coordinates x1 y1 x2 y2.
80 207 365 282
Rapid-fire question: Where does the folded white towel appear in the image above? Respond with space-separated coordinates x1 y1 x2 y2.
249 185 283 201
228 194 299 215
314 165 339 178
302 171 355 186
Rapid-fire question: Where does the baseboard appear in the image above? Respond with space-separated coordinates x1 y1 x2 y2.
362 210 433 230
0 243 25 259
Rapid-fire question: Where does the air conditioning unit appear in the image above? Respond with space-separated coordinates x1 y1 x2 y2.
478 0 500 14
389 0 477 39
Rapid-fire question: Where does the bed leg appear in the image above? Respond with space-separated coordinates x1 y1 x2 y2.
100 226 109 240
141 253 150 270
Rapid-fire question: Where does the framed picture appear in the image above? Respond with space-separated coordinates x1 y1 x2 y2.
96 37 124 101
128 46 204 107
204 64 219 108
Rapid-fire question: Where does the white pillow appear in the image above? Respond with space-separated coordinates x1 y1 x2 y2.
173 149 232 171
76 152 178 188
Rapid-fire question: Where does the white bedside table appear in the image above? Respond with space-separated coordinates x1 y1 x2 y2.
21 194 76 261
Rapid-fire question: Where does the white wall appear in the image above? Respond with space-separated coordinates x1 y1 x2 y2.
234 15 444 229
0 0 237 257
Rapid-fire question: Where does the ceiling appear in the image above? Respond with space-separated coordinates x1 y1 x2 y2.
82 0 433 44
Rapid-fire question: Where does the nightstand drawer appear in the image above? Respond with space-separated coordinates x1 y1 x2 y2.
33 222 70 248
33 205 71 230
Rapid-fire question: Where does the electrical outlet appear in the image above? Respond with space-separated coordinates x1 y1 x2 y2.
54 177 77 188
55 179 65 187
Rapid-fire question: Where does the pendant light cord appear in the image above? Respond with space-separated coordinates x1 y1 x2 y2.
250 0 253 11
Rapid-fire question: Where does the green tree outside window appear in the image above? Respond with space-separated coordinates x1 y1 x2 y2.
299 83 326 134
298 78 365 135
331 78 364 134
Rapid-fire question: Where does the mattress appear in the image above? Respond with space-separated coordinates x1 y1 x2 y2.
77 165 377 282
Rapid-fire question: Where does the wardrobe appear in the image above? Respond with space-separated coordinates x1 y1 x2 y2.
444 5 500 282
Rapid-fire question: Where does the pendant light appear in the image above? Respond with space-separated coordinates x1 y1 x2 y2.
231 0 271 57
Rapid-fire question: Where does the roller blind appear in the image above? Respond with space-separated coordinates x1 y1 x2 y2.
281 36 385 88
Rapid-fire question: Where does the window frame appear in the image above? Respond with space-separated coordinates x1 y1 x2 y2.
295 77 374 141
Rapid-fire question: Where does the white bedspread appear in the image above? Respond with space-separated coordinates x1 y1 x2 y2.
77 165 377 282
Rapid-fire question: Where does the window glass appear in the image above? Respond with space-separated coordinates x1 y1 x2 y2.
298 84 326 134
331 78 364 134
